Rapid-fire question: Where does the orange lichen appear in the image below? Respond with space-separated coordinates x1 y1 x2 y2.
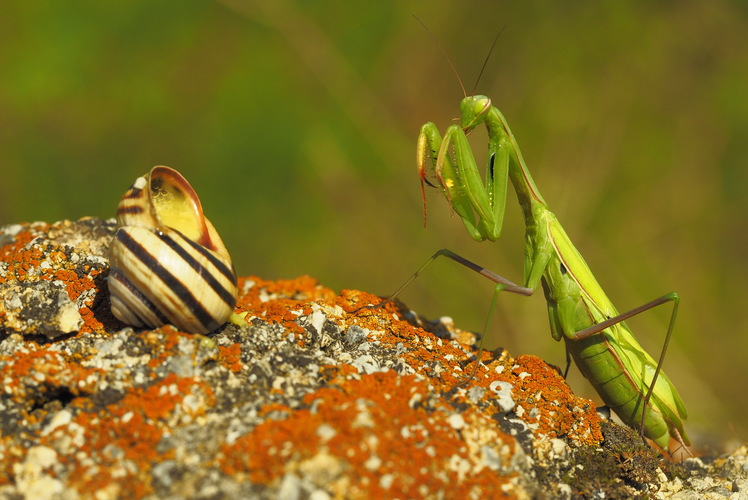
0 224 48 285
77 305 104 334
216 370 518 497
0 438 15 486
218 343 243 373
234 275 338 342
28 371 215 497
318 288 603 448
120 373 214 421
140 327 211 370
509 355 602 446
319 363 358 380
46 395 167 497
0 343 102 403
1 219 606 496
259 403 293 418
0 222 109 334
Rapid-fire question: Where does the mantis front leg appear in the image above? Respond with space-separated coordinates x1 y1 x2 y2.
417 121 509 242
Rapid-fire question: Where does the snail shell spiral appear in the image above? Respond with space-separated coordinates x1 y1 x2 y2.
108 166 238 334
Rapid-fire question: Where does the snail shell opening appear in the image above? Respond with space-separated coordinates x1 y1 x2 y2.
108 166 238 334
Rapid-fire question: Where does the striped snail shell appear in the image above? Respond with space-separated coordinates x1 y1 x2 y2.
108 166 238 334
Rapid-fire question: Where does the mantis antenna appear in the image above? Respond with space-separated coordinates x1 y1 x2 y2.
413 15 467 99
471 27 505 96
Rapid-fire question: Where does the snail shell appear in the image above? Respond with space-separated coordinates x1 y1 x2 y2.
108 166 238 334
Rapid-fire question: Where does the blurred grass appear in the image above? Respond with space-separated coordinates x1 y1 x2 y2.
1 1 747 450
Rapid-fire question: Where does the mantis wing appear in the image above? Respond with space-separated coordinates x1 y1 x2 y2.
547 217 689 445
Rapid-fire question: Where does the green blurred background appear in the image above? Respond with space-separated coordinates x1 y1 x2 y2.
1 1 746 451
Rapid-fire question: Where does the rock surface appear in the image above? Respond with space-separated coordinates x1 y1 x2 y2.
0 218 745 499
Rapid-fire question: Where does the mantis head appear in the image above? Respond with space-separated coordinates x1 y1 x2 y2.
460 95 492 133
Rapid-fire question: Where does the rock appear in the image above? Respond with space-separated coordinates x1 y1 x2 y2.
0 219 113 339
1 280 83 338
0 218 744 498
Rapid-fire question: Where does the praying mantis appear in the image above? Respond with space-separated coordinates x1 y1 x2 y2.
386 34 690 453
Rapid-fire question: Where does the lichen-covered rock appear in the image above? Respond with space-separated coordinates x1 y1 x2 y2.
0 218 744 499
0 219 113 338
1 280 83 337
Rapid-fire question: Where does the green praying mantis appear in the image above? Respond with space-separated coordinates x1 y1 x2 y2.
385 33 690 453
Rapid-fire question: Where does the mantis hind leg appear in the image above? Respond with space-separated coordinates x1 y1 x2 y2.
567 292 682 447
382 249 532 306
563 343 573 379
